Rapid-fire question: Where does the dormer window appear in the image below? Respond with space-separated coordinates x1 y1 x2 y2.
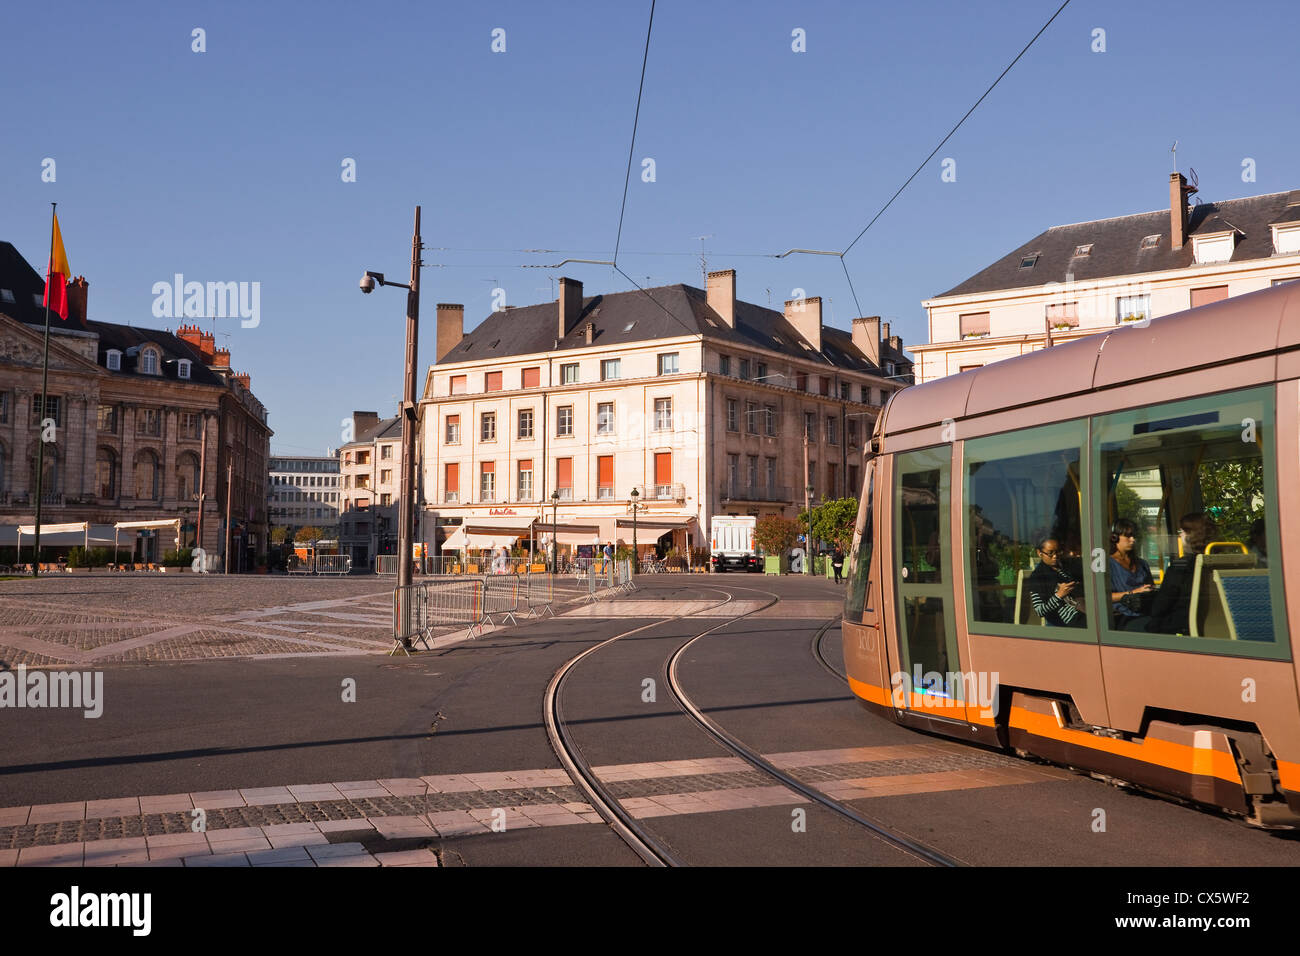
1193 231 1236 265
0 289 13 304
1272 223 1300 256
106 349 122 371
1019 254 1039 270
178 359 192 380
140 347 160 375
1140 234 1161 250
1071 243 1093 258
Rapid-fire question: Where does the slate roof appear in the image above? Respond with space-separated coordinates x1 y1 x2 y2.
0 240 226 387
444 282 910 374
937 189 1300 298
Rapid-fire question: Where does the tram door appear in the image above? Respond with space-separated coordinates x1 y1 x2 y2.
891 448 966 721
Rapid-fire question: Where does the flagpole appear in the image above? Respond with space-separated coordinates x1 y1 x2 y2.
32 202 57 578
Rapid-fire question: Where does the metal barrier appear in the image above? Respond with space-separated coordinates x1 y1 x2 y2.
481 574 520 627
316 554 352 575
393 577 485 653
523 571 555 617
376 554 397 575
287 554 313 575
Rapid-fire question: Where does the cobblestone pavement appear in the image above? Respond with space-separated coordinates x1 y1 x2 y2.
0 575 396 666
0 743 1068 866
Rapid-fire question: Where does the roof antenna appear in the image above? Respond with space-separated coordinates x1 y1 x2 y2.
695 234 713 286
1170 140 1178 173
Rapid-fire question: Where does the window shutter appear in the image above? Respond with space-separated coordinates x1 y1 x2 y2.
597 455 613 485
518 458 532 472
450 375 467 394
445 463 458 493
522 367 540 388
556 457 573 487
1190 285 1229 308
485 371 502 391
654 452 671 485
958 311 990 336
480 461 494 474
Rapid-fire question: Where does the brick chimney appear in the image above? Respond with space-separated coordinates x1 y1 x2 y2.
66 276 89 325
584 321 595 345
234 372 251 390
435 303 464 363
198 330 215 363
1170 172 1197 250
785 295 822 354
558 277 583 340
706 269 736 328
852 316 881 368
212 347 231 368
176 323 203 353
351 411 380 441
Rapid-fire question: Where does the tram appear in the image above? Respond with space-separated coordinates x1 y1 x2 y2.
842 281 1300 826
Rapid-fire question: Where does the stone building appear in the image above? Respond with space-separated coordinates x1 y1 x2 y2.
0 241 271 567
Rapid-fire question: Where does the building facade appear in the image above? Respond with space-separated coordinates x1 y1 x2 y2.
337 412 400 569
417 271 912 558
269 454 340 533
0 241 271 567
913 175 1300 382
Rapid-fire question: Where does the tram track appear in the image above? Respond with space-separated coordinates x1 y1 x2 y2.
544 581 960 867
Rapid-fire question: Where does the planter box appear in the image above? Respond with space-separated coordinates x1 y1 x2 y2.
764 554 788 575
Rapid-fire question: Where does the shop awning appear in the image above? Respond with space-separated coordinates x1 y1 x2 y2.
614 518 696 531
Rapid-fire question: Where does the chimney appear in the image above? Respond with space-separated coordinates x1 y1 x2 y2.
198 330 215 363
1170 172 1197 250
558 276 583 340
852 316 881 368
212 347 231 368
436 303 464 363
234 372 251 391
66 276 89 325
785 296 822 353
351 411 380 441
706 269 736 328
176 323 203 354
584 321 595 345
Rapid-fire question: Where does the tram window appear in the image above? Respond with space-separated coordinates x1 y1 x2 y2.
845 459 874 623
1094 387 1287 655
964 422 1087 634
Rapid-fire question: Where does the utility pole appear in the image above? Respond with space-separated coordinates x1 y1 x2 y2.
397 207 422 647
803 427 812 575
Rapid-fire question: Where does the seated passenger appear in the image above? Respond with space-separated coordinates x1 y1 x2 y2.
1108 518 1154 630
1249 518 1268 568
1146 512 1218 635
1028 536 1086 628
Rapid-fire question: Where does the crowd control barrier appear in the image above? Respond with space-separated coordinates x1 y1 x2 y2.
392 577 485 653
316 554 352 575
375 554 398 575
480 574 520 627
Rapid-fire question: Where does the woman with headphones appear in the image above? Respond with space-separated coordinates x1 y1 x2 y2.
1109 517 1155 630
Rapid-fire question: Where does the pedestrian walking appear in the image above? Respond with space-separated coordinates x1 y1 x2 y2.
832 546 845 583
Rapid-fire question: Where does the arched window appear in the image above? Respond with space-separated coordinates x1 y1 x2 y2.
28 450 58 500
96 448 117 499
140 347 159 375
134 450 159 500
176 454 199 501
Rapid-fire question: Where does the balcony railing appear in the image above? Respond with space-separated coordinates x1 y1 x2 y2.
720 482 792 503
633 483 685 502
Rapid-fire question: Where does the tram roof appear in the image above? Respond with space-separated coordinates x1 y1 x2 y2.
882 281 1300 435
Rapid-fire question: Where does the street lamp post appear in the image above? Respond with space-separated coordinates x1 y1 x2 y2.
551 490 559 573
360 206 422 650
630 486 640 575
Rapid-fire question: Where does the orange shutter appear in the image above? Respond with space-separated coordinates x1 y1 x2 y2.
556 457 573 488
450 375 466 394
447 414 459 427
518 458 532 471
654 452 671 485
481 461 494 474
485 371 502 391
959 312 990 336
1190 285 1229 308
445 463 458 492
597 455 613 486
522 367 540 388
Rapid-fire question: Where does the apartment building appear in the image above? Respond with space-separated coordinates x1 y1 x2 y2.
913 174 1300 382
418 271 912 557
337 412 400 568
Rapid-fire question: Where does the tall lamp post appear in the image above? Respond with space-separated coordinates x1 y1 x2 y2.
550 490 560 573
360 206 422 649
629 486 640 574
804 485 815 576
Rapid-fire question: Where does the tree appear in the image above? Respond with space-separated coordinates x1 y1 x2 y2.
295 526 324 545
270 526 290 547
1199 459 1265 544
799 497 859 552
754 515 798 556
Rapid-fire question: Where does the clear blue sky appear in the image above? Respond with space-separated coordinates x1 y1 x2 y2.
5 0 1297 456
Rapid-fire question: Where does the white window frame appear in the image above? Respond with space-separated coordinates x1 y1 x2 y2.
654 398 672 431
106 349 122 371
657 352 679 375
600 358 621 381
557 405 574 437
596 402 615 435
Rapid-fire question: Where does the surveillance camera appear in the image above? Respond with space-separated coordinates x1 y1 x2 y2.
359 274 377 294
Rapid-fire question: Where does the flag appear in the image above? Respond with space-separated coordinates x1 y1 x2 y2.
44 213 71 320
